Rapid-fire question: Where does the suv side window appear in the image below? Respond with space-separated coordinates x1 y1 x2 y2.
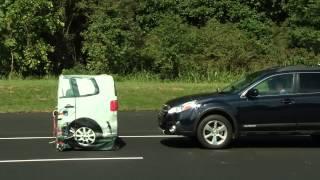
254 74 294 96
299 73 320 93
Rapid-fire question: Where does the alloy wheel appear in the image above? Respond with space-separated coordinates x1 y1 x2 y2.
202 120 228 145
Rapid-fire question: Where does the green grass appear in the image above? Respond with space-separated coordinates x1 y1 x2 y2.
118 81 226 111
0 80 227 112
0 80 57 112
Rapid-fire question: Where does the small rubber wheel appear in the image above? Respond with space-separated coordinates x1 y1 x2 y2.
56 143 66 152
197 115 232 149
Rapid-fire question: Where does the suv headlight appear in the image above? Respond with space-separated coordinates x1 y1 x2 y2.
168 101 198 114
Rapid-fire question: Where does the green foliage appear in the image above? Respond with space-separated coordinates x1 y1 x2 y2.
273 48 320 66
142 17 267 79
0 0 63 77
61 63 91 75
289 28 320 54
241 0 288 22
142 15 196 79
0 0 320 80
287 0 320 54
82 0 144 74
287 0 320 28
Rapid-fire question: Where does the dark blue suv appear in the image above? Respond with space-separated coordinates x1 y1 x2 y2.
158 65 320 149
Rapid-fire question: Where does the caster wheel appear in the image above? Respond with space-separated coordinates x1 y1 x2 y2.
56 143 66 152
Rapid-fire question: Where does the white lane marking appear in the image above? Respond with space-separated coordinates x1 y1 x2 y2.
120 135 182 138
0 157 143 163
0 135 183 140
0 137 53 140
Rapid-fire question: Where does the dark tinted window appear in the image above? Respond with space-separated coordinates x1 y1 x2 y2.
299 73 320 93
222 69 268 93
255 74 294 96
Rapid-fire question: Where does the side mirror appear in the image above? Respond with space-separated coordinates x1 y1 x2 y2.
246 88 259 98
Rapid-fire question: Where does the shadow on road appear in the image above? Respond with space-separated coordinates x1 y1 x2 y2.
60 137 127 151
160 137 201 148
160 135 320 149
113 137 126 150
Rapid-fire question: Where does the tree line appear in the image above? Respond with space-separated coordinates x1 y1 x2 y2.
0 0 319 79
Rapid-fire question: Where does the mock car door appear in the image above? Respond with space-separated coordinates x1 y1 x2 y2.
238 73 296 131
57 76 76 126
72 77 111 137
294 73 320 130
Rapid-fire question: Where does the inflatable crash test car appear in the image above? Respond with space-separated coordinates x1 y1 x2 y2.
52 75 118 151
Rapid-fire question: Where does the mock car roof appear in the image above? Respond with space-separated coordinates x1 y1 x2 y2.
59 74 113 78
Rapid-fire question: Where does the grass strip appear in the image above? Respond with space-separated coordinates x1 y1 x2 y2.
0 80 227 112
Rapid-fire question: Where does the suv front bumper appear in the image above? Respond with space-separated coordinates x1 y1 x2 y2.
158 105 196 136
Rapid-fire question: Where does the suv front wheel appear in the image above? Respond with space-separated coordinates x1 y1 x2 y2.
197 115 232 149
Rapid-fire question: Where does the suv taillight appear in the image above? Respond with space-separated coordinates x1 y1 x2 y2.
110 100 118 112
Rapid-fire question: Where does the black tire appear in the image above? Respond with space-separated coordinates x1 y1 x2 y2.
69 122 101 149
197 115 232 149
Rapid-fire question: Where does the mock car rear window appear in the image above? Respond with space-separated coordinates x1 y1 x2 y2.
299 73 320 93
59 77 99 98
60 78 75 98
74 78 99 97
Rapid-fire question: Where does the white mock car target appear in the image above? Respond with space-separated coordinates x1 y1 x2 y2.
54 74 118 151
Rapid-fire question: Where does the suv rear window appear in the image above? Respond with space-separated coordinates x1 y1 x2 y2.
299 73 320 93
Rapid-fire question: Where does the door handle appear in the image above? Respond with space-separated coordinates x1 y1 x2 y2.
281 99 295 105
64 104 74 108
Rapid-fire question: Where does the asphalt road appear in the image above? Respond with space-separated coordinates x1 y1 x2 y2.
0 112 320 180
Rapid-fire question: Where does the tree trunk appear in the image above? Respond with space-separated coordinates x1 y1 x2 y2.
9 50 14 80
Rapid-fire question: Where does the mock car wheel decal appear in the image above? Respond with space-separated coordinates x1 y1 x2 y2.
74 127 96 147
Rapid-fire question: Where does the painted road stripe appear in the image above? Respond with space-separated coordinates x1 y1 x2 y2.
0 137 54 140
120 135 182 138
0 157 143 163
0 135 183 140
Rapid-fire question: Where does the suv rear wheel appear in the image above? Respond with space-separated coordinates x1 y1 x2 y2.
197 115 232 149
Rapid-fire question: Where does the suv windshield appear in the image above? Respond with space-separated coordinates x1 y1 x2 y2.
221 70 267 93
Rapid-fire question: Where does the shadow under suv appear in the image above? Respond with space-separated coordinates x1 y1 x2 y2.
158 65 320 149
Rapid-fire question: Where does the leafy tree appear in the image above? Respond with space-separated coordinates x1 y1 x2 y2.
142 15 197 79
0 0 62 77
287 0 320 54
82 0 144 74
0 0 319 79
51 0 91 74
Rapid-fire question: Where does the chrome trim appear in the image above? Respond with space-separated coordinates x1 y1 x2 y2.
243 124 257 128
294 91 320 96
